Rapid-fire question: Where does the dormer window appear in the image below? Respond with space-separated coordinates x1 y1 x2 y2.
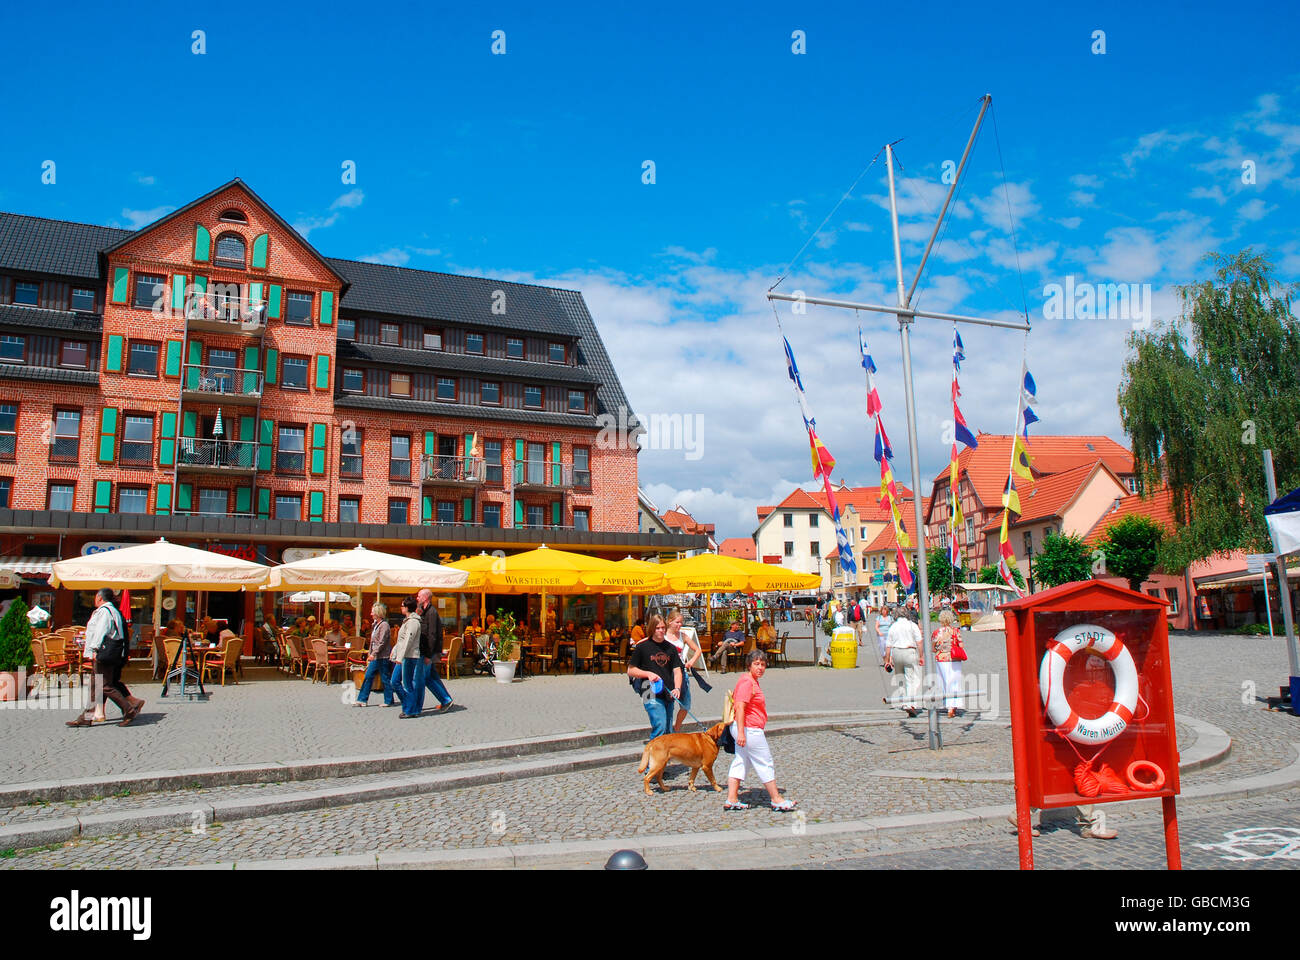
214 233 246 267
218 209 248 223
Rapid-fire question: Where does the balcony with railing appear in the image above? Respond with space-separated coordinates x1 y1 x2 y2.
512 459 573 490
172 508 256 519
422 455 486 486
184 294 267 336
176 437 258 474
181 364 264 405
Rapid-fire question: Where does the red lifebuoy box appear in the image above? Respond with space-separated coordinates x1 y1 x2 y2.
1000 580 1181 869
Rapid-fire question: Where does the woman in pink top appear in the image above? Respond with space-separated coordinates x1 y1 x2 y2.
724 649 796 812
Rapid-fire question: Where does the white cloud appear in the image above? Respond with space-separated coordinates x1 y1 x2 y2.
1236 197 1275 222
331 189 365 209
359 248 410 266
967 181 1041 231
1190 185 1228 204
294 190 366 237
120 206 174 229
1069 191 1096 208
1056 217 1082 230
1070 174 1101 189
133 173 156 186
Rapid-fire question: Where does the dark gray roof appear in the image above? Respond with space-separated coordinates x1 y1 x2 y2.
328 258 579 338
336 394 599 430
338 341 601 385
0 363 98 387
0 304 102 334
549 288 636 424
0 214 131 280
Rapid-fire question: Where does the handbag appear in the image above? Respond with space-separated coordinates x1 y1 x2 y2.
950 631 968 662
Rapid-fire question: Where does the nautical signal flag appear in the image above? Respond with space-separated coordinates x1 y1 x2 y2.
953 330 965 370
860 328 882 418
896 547 914 592
1011 434 1034 480
1021 367 1039 439
783 337 804 392
873 419 894 464
808 427 836 479
1002 477 1021 516
954 403 979 450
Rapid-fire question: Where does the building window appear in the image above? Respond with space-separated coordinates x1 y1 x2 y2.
390 372 411 397
810 542 820 557
118 414 154 465
118 486 149 514
57 340 87 369
281 355 308 390
568 390 587 413
71 288 95 312
436 378 456 401
1023 531 1033 555
548 342 565 363
340 427 363 477
1043 525 1055 538
51 409 81 462
48 482 75 511
809 513 819 527
214 233 246 267
277 426 305 473
573 509 590 531
208 348 237 385
198 488 228 516
1126 477 1139 494
0 335 24 362
483 503 501 528
0 404 15 460
1164 588 1180 614
338 317 355 341
437 500 456 524
285 291 313 325
965 519 974 544
218 209 247 223
465 332 484 354
388 498 409 524
784 541 794 557
506 338 524 359
423 329 442 351
389 434 411 481
0 478 10 508
339 497 360 523
380 323 400 345
13 281 39 306
573 447 590 487
210 282 242 320
128 341 159 377
524 385 542 409
275 495 302 521
133 274 163 309
481 381 500 405
783 513 793 528
341 368 364 393
484 440 502 484
527 504 545 528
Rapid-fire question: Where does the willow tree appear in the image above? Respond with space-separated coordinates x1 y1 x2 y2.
1118 251 1300 572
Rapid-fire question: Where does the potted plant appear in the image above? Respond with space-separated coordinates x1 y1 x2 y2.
0 598 36 702
491 609 519 684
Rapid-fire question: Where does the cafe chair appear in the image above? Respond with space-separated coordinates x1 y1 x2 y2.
202 636 243 686
574 635 600 674
308 639 346 684
442 634 463 680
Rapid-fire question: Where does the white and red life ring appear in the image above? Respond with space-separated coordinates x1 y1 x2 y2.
1039 624 1138 745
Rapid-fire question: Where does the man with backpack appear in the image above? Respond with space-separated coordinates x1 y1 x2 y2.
66 587 144 728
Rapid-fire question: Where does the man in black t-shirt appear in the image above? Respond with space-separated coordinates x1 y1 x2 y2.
627 614 683 739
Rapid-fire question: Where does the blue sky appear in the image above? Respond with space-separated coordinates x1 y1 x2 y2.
2 1 1298 539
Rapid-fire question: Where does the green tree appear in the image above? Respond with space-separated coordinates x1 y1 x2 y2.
925 547 967 596
977 563 1024 589
1033 533 1094 588
1118 250 1300 571
0 598 34 672
1098 514 1165 591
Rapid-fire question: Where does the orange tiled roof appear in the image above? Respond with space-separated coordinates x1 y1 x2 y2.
718 537 757 560
756 506 775 521
980 461 1121 531
933 435 1133 507
1083 485 1180 546
661 508 715 536
863 497 930 552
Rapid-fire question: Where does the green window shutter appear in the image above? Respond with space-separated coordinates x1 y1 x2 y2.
155 483 172 516
242 347 259 393
177 483 193 512
164 340 183 377
111 267 129 304
105 335 124 373
170 275 186 312
239 415 254 443
257 419 274 472
320 290 334 326
310 423 326 475
314 354 330 390
514 500 524 525
515 440 525 459
267 284 282 319
159 413 177 467
264 348 278 385
94 480 113 513
464 433 473 462
463 498 473 522
424 431 436 456
422 496 433 522
551 442 562 485
97 407 119 463
181 411 197 438
185 340 203 389
251 233 269 269
257 488 271 520
248 282 264 309
234 486 251 515
552 501 561 525
194 225 211 262
308 491 324 522
193 275 207 295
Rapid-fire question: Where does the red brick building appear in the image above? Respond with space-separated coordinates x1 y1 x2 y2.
0 180 702 627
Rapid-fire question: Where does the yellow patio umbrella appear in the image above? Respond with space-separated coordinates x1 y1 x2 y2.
446 552 499 626
478 545 617 637
579 556 668 630
658 553 820 632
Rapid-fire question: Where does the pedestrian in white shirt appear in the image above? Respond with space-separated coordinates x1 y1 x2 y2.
66 588 144 728
885 606 924 717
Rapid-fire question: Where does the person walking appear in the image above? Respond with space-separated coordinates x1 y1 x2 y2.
627 614 682 739
874 605 893 663
390 596 423 719
416 588 453 713
353 601 396 707
665 609 702 732
931 608 965 719
724 649 796 811
66 588 143 728
884 604 923 717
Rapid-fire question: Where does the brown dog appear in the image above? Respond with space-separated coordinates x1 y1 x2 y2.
637 721 728 795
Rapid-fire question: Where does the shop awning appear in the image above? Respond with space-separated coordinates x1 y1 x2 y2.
1194 565 1300 588
0 556 53 577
